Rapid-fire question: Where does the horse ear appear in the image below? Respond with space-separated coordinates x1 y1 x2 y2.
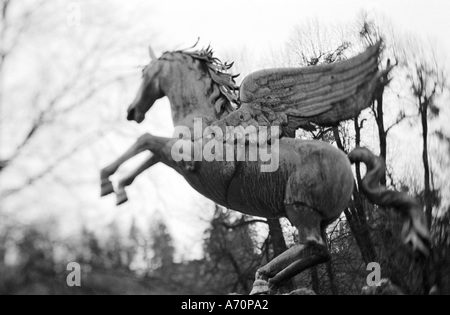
148 46 157 60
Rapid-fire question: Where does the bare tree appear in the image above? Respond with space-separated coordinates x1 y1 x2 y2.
398 36 448 229
0 1 143 201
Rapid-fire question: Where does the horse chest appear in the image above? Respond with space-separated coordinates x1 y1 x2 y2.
176 160 237 208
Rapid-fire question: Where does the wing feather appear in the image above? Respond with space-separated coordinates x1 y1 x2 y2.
239 41 385 132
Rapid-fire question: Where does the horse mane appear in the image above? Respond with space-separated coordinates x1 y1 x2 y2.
161 46 240 115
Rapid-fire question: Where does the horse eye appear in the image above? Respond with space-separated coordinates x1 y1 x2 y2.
239 115 244 120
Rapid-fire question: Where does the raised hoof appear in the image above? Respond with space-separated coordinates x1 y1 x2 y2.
116 190 129 206
249 280 273 295
100 180 114 197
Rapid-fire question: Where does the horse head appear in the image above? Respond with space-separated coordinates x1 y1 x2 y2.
127 46 165 124
127 45 238 128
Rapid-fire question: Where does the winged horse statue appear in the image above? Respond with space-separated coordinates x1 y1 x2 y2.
100 41 430 294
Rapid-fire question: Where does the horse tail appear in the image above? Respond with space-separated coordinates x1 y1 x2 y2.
348 147 431 256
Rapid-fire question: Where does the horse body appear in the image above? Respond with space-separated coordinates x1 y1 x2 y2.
160 131 353 221
151 51 354 221
225 139 353 220
101 47 430 294
167 142 238 208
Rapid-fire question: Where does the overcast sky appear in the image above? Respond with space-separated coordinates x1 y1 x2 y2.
148 0 450 60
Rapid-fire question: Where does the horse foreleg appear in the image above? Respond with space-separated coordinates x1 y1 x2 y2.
100 133 169 197
116 155 160 206
250 204 330 295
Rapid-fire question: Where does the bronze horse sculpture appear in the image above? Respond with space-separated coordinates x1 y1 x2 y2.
100 42 430 294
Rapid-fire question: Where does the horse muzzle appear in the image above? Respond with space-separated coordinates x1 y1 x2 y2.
127 107 145 123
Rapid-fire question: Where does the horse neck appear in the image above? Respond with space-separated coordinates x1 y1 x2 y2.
161 58 221 127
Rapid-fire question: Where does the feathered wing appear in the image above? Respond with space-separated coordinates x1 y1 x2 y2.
239 41 389 136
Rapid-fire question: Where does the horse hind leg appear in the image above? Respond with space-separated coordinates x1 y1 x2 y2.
250 204 330 295
270 204 331 290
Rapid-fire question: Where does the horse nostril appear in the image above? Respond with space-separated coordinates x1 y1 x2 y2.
127 108 135 121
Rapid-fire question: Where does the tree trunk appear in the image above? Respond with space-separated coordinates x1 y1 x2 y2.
376 97 387 175
420 100 433 292
267 219 288 257
372 58 391 185
351 188 377 262
420 101 432 230
326 260 338 295
311 266 320 294
354 118 363 188
267 218 295 291
375 96 387 185
333 127 377 264
225 250 249 292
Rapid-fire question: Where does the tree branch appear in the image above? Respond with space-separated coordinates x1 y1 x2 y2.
385 114 416 135
0 127 109 198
